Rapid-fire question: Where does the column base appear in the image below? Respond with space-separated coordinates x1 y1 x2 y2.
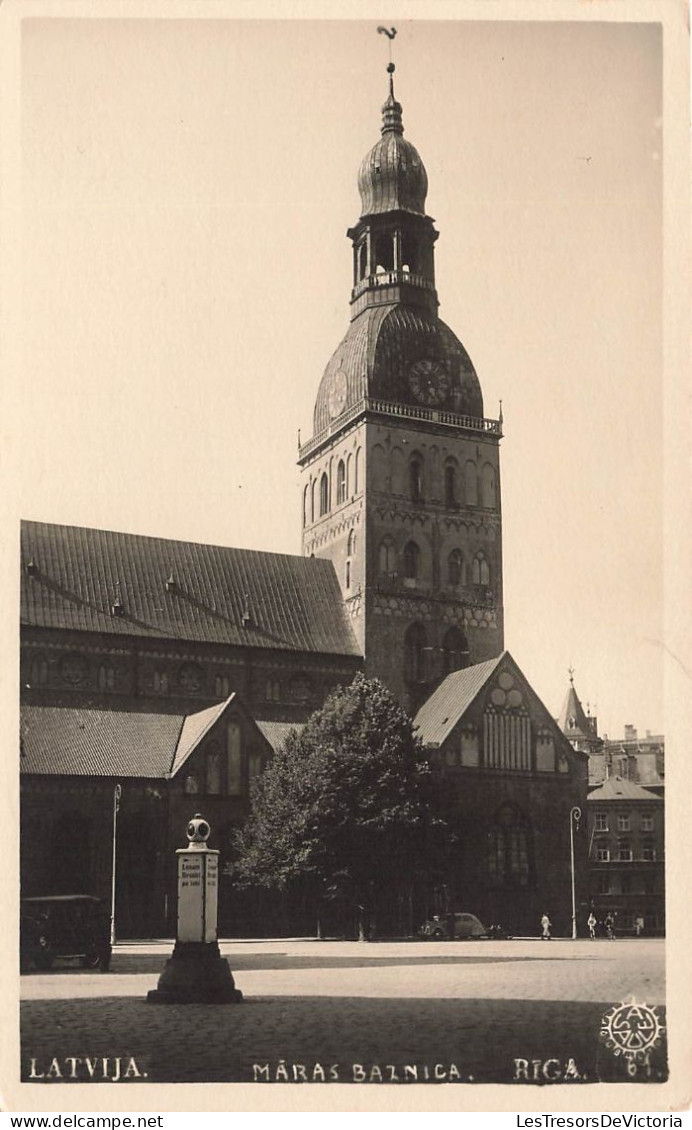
147 941 243 1004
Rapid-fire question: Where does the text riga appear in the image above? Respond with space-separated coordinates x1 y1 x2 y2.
27 1057 146 1082
252 1062 467 1082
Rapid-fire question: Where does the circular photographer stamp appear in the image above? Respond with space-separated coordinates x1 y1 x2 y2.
600 998 665 1077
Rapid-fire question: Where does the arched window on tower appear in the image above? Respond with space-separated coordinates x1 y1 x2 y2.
472 552 490 587
347 530 356 557
303 485 309 528
481 463 496 509
346 453 352 497
319 472 329 517
355 447 362 494
401 230 418 274
374 231 394 274
442 626 470 674
409 455 423 503
404 623 427 685
310 480 316 524
444 459 458 508
403 540 420 581
336 460 346 506
378 537 396 576
465 460 478 506
358 241 367 281
448 549 463 586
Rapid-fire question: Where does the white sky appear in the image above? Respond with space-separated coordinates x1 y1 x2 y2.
18 16 664 737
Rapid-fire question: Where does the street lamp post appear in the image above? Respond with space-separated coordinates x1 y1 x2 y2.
570 805 582 940
110 783 122 947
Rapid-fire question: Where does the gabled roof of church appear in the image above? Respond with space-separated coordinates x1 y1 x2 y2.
557 680 593 740
20 696 272 779
413 653 505 748
587 776 662 803
20 521 361 658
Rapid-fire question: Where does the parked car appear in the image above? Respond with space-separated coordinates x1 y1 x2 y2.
20 895 111 972
419 912 489 940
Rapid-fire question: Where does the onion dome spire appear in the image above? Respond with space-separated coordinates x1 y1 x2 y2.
381 62 404 135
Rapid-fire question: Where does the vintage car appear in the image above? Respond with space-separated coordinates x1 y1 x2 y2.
20 894 112 972
418 912 489 940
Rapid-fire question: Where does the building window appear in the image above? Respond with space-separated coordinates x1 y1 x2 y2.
248 751 263 780
310 480 316 524
448 549 463 586
290 675 312 704
464 460 477 506
206 746 222 794
409 456 423 503
487 803 531 888
179 663 204 694
30 655 49 686
347 529 356 557
227 721 242 796
404 623 427 684
597 874 610 895
336 460 346 505
442 626 469 675
345 560 351 589
403 540 420 580
379 538 396 575
472 552 490 586
346 453 352 496
184 774 199 795
596 844 610 862
618 838 632 862
98 664 115 691
153 670 169 694
641 814 654 832
355 447 362 494
483 709 531 771
266 677 281 702
214 674 230 698
319 473 329 517
444 461 457 507
641 839 656 862
617 813 630 832
481 462 496 508
595 812 608 832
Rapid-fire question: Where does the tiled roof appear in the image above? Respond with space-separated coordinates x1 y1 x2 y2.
414 653 505 748
20 521 361 658
255 719 303 754
20 704 185 778
587 776 662 803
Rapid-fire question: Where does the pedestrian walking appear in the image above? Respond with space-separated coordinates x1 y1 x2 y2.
587 912 597 939
540 913 552 940
605 911 615 940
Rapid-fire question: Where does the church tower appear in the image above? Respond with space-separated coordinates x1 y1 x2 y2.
299 64 504 711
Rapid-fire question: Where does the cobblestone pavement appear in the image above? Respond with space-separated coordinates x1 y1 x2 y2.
20 939 667 1087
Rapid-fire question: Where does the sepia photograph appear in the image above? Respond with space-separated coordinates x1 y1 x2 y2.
3 1 690 1114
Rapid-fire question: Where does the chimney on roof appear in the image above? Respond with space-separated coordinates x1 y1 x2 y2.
26 558 38 576
166 572 177 592
624 724 637 742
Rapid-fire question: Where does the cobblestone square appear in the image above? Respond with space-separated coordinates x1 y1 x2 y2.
20 938 667 1088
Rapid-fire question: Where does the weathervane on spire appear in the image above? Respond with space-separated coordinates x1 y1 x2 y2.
568 665 575 686
377 25 397 93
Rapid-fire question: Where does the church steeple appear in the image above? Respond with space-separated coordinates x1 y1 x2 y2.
300 44 504 711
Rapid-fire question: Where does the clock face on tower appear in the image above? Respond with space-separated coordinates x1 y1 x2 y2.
408 358 450 406
328 370 348 419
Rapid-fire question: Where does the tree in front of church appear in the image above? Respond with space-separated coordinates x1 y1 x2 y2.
233 674 447 939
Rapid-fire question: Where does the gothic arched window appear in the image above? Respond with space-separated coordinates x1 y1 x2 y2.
347 529 356 557
374 231 394 274
404 623 427 684
481 462 496 509
30 655 49 687
214 674 230 698
379 537 396 575
303 485 309 528
319 472 329 517
442 626 470 675
355 447 362 494
465 460 478 507
448 549 463 586
409 456 423 503
403 540 420 580
444 460 458 508
487 803 532 888
206 746 221 795
336 460 346 506
310 480 316 524
98 664 115 691
227 720 242 796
